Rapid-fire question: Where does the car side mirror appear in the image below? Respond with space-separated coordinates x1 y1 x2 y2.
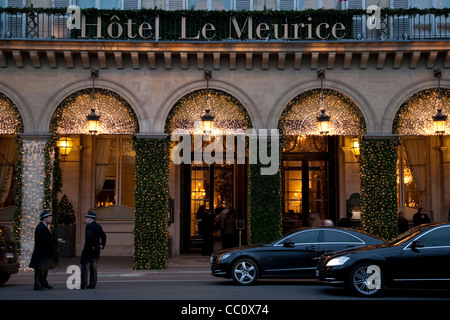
283 239 295 248
411 240 424 252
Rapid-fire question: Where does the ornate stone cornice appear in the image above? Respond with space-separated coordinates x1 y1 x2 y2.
0 40 448 70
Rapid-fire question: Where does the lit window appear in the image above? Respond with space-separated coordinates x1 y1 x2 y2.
95 136 135 208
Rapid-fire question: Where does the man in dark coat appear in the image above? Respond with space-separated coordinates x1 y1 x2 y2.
413 207 431 227
80 211 106 289
29 210 65 291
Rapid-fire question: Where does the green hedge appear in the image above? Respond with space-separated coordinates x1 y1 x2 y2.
248 140 282 244
360 137 399 240
133 137 170 270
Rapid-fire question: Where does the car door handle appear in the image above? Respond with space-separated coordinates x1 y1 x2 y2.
306 245 316 250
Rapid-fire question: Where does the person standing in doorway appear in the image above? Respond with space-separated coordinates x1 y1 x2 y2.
201 208 216 255
29 210 65 291
397 211 409 234
413 207 430 227
216 205 237 249
80 211 106 289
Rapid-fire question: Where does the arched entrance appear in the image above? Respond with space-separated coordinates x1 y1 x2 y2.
279 88 366 232
0 92 23 236
394 86 450 223
166 89 252 254
51 87 139 256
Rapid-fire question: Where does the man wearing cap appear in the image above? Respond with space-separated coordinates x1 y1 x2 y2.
80 211 106 289
29 210 65 291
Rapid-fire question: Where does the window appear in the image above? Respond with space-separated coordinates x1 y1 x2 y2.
397 139 426 210
167 0 250 10
75 0 140 9
300 0 337 9
416 226 450 247
0 137 17 208
323 230 362 243
95 136 135 208
288 230 320 244
4 0 24 7
411 0 450 8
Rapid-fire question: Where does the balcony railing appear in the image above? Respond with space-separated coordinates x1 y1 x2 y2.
0 8 449 41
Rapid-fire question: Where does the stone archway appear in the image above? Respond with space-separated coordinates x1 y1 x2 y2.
51 88 139 135
394 88 450 136
279 89 366 136
165 89 252 134
165 89 252 253
393 87 450 224
0 92 23 219
50 88 140 258
278 88 366 230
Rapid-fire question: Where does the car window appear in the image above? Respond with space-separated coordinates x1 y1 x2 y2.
322 230 363 243
416 226 450 247
288 230 320 244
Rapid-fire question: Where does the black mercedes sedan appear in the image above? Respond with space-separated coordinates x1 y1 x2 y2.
210 227 383 285
317 223 450 297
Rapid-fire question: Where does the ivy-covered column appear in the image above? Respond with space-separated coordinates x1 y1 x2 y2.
133 134 170 270
18 134 52 269
248 131 282 244
360 136 399 240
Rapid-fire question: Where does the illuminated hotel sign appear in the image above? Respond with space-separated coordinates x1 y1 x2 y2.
67 7 348 41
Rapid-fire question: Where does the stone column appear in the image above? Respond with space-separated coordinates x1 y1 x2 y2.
18 134 52 270
133 134 170 270
359 135 399 240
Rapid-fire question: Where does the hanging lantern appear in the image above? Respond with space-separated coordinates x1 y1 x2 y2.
431 69 446 135
201 70 215 135
201 108 214 134
86 69 100 135
57 136 73 160
316 69 330 135
350 137 360 159
433 109 447 135
317 109 330 135
87 109 100 134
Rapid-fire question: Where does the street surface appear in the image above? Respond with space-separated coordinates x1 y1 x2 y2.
0 256 448 317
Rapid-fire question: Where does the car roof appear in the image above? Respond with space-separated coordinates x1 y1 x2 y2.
279 227 384 242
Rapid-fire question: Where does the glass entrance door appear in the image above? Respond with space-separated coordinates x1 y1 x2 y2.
282 159 329 233
181 162 246 253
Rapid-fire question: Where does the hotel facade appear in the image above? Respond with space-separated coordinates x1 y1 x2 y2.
0 0 449 269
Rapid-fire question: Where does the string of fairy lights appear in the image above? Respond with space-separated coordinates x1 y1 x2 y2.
52 88 138 135
19 139 47 270
0 95 21 135
395 89 449 135
281 89 365 136
167 89 251 135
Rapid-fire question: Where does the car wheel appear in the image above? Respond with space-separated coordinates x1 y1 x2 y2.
231 258 259 286
348 263 384 297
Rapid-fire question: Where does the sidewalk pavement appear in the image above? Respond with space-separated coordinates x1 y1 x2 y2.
57 254 211 273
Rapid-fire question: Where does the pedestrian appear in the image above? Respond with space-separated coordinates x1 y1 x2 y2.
397 211 409 234
29 210 65 291
201 208 216 255
309 212 322 227
412 207 430 227
323 219 334 227
196 205 207 239
80 211 106 289
338 210 353 228
216 205 237 249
